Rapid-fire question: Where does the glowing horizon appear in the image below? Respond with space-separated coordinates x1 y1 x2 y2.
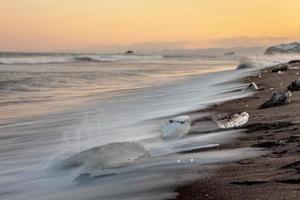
1 0 300 51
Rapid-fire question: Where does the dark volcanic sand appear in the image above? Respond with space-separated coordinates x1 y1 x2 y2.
175 63 300 200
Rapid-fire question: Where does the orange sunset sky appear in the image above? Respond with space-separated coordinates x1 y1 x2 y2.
1 0 300 51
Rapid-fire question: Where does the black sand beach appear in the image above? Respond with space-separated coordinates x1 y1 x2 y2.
175 61 300 200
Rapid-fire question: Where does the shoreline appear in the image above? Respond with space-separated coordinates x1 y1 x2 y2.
175 62 300 199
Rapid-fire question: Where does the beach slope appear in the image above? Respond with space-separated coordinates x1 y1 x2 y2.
176 62 300 200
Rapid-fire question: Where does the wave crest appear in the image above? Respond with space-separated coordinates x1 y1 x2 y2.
0 56 73 65
0 54 164 65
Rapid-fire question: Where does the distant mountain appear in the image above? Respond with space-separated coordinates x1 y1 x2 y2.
265 42 300 55
161 46 266 57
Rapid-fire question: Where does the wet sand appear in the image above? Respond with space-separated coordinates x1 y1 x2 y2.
175 62 300 199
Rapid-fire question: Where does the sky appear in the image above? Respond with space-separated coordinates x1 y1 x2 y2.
1 0 300 51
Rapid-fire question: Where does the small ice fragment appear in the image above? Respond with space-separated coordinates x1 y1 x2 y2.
259 91 292 109
176 160 181 163
161 115 191 140
216 112 249 129
287 80 300 91
190 158 194 162
246 82 259 91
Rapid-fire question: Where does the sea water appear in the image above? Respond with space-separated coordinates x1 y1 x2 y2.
0 52 298 200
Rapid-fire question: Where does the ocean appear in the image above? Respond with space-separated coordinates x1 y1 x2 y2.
0 52 297 200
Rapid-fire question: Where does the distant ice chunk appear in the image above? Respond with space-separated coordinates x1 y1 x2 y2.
236 58 257 70
271 64 289 73
161 115 191 140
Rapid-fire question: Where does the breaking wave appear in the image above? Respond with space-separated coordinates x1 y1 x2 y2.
0 76 65 92
0 56 74 65
0 54 164 65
